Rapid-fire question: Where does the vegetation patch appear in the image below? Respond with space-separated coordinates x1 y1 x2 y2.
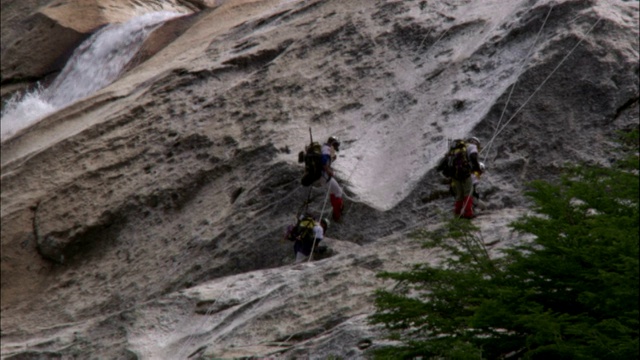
370 130 639 359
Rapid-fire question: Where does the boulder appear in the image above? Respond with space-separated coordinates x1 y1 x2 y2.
0 0 196 93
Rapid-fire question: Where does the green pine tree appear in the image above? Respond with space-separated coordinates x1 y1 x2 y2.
370 129 639 360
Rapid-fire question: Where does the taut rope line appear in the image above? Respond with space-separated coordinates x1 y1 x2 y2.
480 15 603 161
482 5 554 163
464 11 603 219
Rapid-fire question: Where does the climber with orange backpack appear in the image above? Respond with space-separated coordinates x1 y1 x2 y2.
436 137 483 219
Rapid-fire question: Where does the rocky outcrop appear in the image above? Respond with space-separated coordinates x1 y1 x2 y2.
1 0 638 358
0 11 87 92
0 0 197 95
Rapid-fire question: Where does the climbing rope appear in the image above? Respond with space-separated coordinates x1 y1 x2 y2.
481 5 554 163
456 5 555 219
462 10 602 219
480 14 603 161
307 183 332 262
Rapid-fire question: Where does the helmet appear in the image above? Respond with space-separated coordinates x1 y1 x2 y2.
327 136 340 152
320 218 330 230
467 137 481 147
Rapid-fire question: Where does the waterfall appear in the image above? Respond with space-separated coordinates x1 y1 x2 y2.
1 11 182 143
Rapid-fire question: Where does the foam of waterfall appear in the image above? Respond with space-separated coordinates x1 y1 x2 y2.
1 11 182 143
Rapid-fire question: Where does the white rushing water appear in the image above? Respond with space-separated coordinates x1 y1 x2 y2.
0 11 182 143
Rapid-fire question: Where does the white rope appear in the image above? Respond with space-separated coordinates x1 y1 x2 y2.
461 14 602 221
307 183 332 262
455 6 556 219
481 15 603 160
482 5 554 163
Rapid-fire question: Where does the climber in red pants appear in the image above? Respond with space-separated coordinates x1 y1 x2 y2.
320 136 344 221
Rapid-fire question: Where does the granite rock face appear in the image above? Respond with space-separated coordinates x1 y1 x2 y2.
0 0 199 96
1 0 638 358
